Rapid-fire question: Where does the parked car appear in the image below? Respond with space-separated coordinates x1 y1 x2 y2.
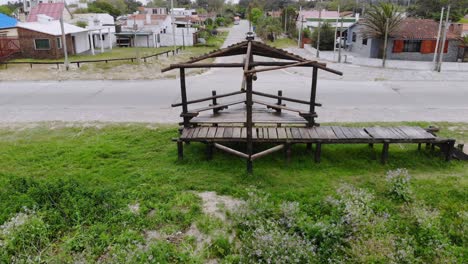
335 37 348 49
246 31 255 40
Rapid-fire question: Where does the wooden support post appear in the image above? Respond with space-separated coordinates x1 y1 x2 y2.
309 67 318 127
445 140 455 161
430 143 435 152
369 143 374 148
177 140 183 160
245 41 253 174
306 143 312 151
315 143 322 163
426 143 430 149
276 90 282 113
206 142 214 160
246 74 253 173
418 143 422 151
381 142 389 164
212 90 218 114
180 68 189 127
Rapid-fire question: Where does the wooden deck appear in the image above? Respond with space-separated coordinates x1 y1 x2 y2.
180 125 439 143
166 39 459 172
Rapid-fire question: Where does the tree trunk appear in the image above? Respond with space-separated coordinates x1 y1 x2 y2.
378 38 385 59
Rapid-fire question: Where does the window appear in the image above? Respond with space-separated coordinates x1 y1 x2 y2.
0 32 7 38
352 32 356 42
403 40 422 52
34 39 50 50
56 37 62 49
362 38 368 45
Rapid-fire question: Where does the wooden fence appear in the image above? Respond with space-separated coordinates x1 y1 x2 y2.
0 48 181 69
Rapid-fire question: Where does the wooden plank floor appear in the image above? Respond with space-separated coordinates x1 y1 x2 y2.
180 126 437 142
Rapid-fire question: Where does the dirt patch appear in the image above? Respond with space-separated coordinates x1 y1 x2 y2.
128 203 140 214
197 191 243 221
0 50 209 81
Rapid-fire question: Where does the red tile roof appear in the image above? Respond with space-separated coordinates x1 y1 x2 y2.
391 18 460 40
27 3 65 22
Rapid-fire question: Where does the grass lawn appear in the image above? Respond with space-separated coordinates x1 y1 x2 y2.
11 47 175 63
266 37 298 49
459 18 468 23
0 122 466 263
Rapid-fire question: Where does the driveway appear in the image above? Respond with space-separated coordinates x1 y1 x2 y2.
0 20 467 124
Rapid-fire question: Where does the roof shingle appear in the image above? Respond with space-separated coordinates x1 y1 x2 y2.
391 18 460 40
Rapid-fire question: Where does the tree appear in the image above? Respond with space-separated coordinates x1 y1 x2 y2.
177 0 191 7
249 7 263 26
75 21 88 28
281 6 297 37
125 0 142 13
360 3 403 58
0 5 12 15
88 0 122 17
256 16 282 41
148 0 168 8
408 0 468 22
311 22 335 50
108 0 127 14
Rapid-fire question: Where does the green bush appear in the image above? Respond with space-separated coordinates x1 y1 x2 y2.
75 20 88 28
311 22 335 50
386 168 413 202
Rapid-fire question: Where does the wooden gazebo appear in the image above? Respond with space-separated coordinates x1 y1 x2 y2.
163 39 457 173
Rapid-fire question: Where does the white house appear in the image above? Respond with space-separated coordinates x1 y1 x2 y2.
297 10 359 32
118 13 195 47
69 13 116 51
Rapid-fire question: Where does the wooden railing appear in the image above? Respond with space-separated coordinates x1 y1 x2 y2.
0 47 181 68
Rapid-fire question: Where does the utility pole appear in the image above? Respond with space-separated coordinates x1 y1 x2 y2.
299 15 304 48
171 0 176 52
433 7 445 70
297 6 302 48
437 5 450 72
333 5 340 61
382 18 389 68
338 17 344 63
316 8 322 57
284 8 287 33
60 16 69 71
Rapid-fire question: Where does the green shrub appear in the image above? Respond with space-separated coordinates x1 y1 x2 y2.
75 20 88 28
209 235 232 258
0 209 50 262
386 168 413 202
311 22 335 50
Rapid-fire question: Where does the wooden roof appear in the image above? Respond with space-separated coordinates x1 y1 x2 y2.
162 39 343 76
186 40 310 63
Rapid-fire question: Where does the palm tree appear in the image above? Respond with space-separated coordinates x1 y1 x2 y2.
360 3 403 58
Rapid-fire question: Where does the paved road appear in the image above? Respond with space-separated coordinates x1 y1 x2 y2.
0 20 467 123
